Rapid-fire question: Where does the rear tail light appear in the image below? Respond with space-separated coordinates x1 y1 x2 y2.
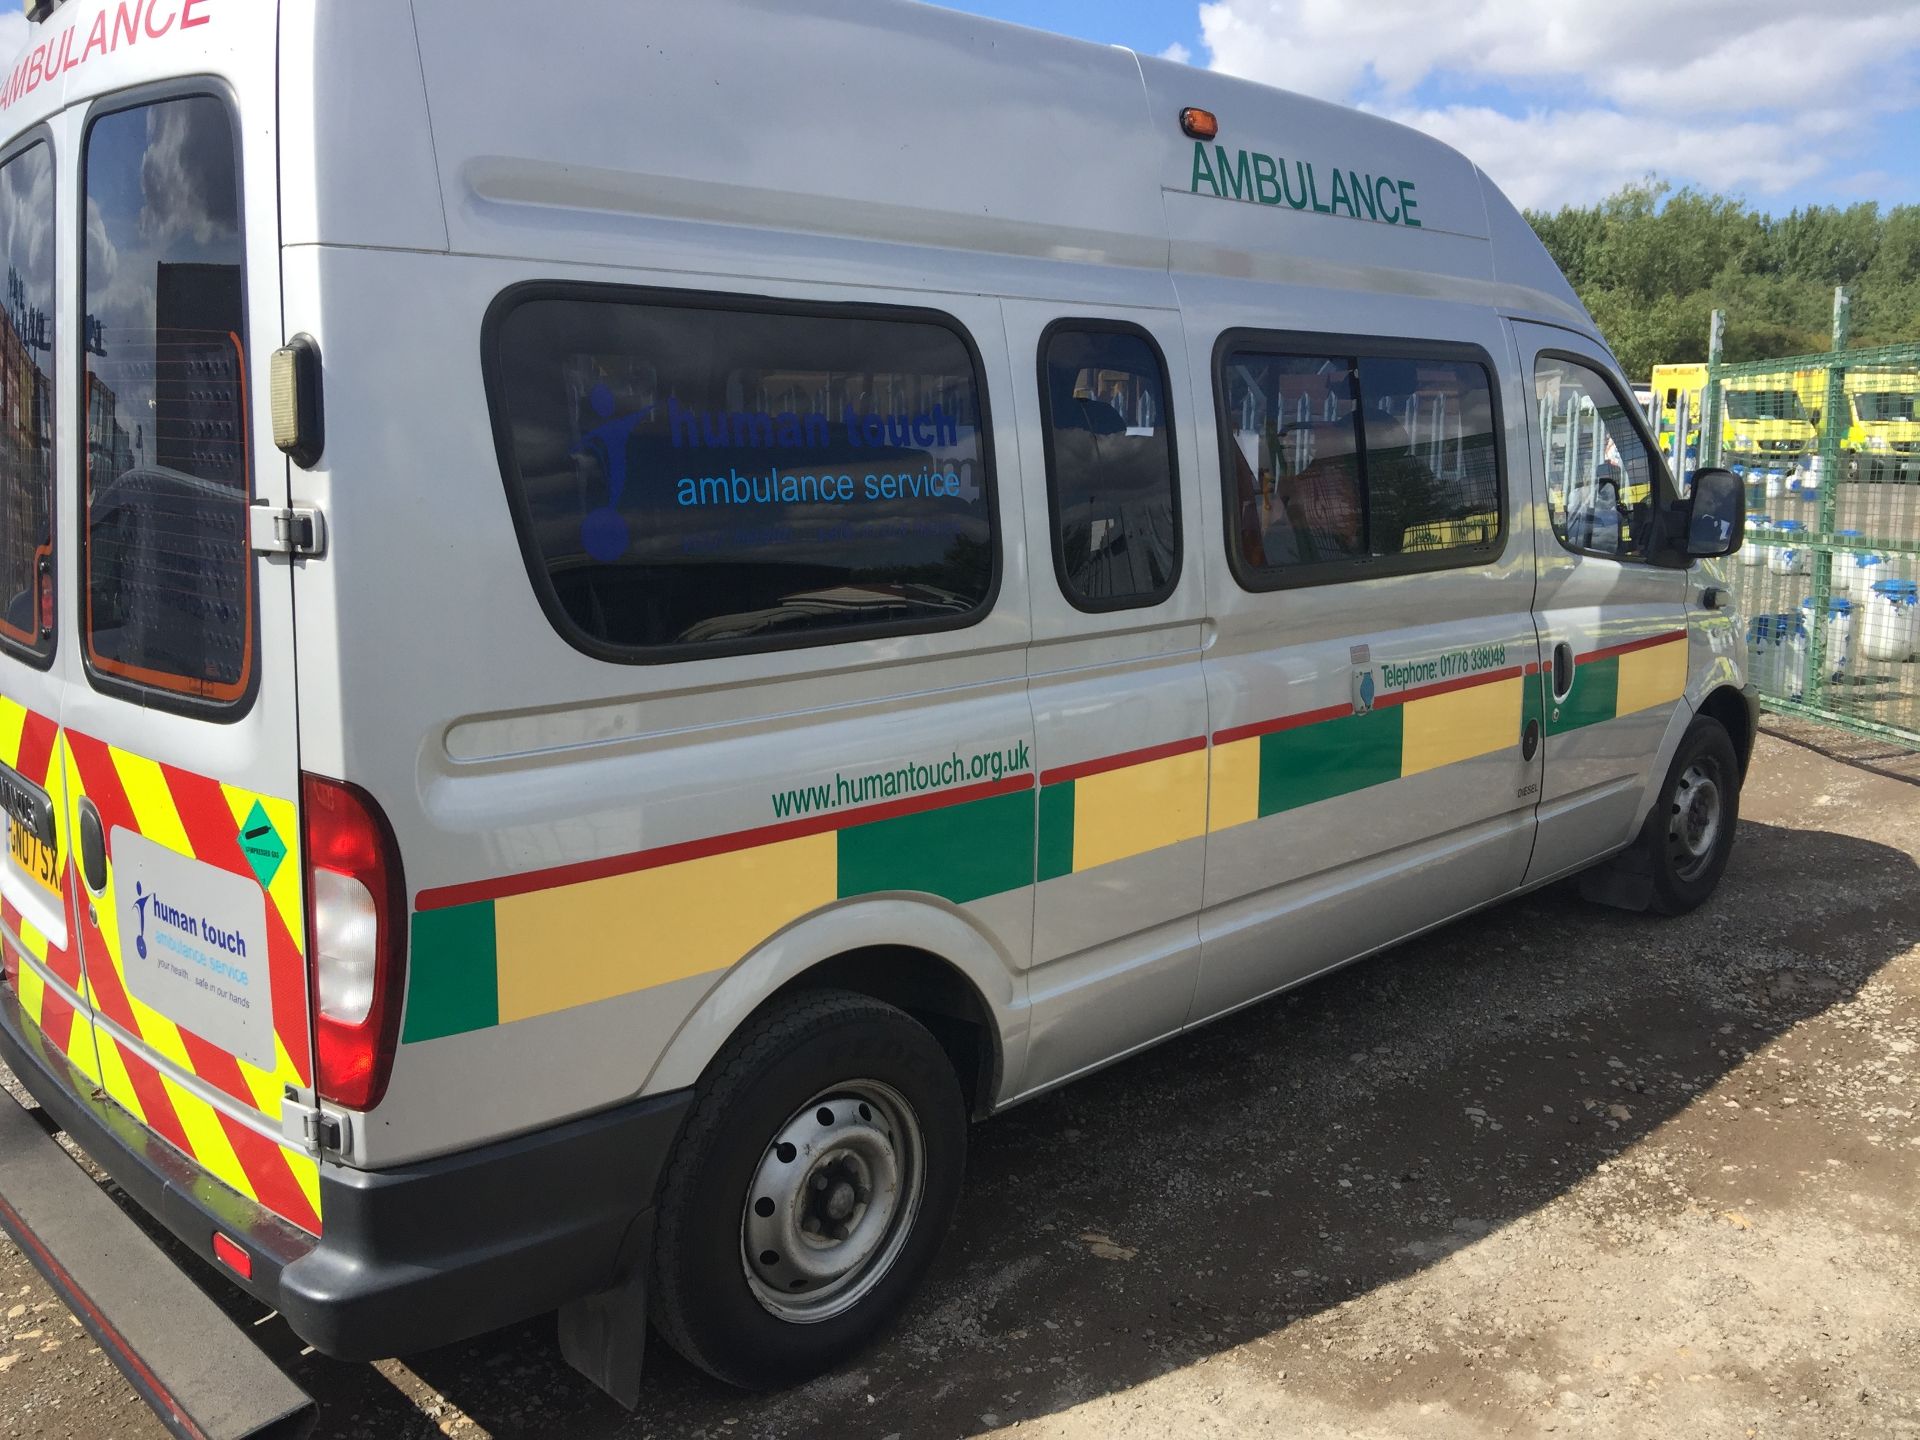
302 775 406 1112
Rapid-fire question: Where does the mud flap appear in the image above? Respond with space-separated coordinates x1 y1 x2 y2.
1578 839 1655 912
556 1210 655 1411
0 1090 316 1440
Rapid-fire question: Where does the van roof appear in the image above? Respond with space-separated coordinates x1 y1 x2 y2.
6 0 1594 333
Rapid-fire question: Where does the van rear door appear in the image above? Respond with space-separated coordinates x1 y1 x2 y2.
60 86 321 1236
0 134 99 1093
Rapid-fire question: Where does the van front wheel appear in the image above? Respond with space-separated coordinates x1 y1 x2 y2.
650 990 967 1390
1641 716 1741 915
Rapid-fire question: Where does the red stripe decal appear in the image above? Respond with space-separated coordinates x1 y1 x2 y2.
1214 703 1354 748
419 772 1038 912
1577 630 1689 667
13 708 56 791
38 983 74 1054
1375 665 1527 709
1041 735 1207 788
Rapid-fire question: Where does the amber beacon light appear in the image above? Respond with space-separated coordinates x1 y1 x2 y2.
1180 107 1219 141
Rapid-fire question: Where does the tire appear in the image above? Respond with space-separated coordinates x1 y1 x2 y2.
650 990 967 1390
1637 716 1742 916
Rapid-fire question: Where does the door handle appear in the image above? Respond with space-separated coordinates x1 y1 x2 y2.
77 798 107 896
1551 641 1575 703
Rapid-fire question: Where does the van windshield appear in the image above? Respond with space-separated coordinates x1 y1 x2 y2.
1854 391 1918 423
1723 390 1806 423
0 142 54 659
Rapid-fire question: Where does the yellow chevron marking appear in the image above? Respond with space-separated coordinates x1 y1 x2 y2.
157 1073 258 1204
17 959 44 1026
1207 738 1262 835
16 914 49 965
0 697 25 769
63 1017 101 1086
111 750 195 857
244 1052 286 1115
94 1029 148 1127
220 784 304 955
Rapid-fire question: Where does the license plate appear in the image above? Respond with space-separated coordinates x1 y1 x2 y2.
8 818 59 897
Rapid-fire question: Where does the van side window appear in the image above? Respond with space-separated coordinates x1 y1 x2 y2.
1039 325 1179 610
0 141 54 662
1535 357 1660 562
488 290 997 659
1219 344 1502 586
82 97 252 708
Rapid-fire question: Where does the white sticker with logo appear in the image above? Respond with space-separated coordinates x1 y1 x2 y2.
112 827 275 1072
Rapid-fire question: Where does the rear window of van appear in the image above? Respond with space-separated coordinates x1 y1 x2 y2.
486 289 998 660
82 95 253 710
0 140 55 662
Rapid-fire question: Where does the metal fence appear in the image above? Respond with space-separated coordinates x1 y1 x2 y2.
1683 296 1920 745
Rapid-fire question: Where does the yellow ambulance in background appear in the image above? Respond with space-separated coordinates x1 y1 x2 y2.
1794 368 1920 478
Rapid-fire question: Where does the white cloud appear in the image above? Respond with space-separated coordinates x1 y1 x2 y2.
1190 0 1920 209
1161 41 1194 66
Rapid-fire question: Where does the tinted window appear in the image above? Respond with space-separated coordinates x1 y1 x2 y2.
1535 357 1661 561
1220 345 1501 582
490 293 996 656
1040 327 1179 610
83 97 251 706
0 142 54 659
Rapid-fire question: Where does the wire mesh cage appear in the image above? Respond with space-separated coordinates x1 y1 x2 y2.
1711 330 1920 745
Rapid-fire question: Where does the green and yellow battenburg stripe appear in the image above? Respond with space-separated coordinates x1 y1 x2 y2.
404 630 1689 1044
1547 631 1690 737
1037 739 1209 883
406 780 1037 1043
1210 630 1688 830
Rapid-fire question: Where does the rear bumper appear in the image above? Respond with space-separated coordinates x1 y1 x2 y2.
0 983 690 1363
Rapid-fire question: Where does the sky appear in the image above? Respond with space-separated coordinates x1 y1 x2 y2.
3 1 1914 216
938 0 1920 216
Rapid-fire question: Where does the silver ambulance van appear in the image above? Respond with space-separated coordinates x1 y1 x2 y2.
0 0 1753 1429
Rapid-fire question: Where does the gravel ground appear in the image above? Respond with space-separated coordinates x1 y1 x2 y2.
2 730 1916 1440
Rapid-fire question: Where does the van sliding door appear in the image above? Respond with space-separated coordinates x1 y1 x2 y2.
1002 302 1209 1095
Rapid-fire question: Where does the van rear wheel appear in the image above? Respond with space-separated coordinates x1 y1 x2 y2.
650 990 966 1390
1640 716 1741 915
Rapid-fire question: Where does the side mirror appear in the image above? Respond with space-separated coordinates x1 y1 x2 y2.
1807 407 1822 429
1681 467 1745 559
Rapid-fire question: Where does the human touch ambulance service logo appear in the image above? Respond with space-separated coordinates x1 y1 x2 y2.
114 827 275 1071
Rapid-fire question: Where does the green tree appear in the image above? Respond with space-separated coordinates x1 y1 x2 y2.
1527 182 1919 379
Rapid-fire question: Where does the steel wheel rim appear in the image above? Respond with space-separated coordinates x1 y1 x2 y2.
741 1080 926 1324
1668 759 1724 882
